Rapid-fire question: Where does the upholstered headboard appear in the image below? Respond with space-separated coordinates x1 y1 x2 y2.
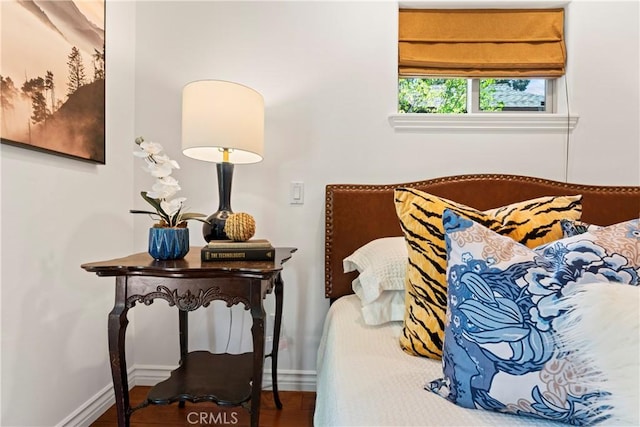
324 174 640 300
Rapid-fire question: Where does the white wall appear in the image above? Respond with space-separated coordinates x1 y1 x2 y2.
567 0 640 184
0 2 137 426
0 1 638 426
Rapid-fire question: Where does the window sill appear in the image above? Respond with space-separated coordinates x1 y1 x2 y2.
388 113 579 133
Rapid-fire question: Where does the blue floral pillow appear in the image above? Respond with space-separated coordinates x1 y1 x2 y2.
560 219 601 238
428 211 640 425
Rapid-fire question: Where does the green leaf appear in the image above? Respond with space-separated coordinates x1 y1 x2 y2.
181 213 209 224
140 192 170 223
129 209 157 215
180 213 207 219
169 207 182 227
140 191 162 211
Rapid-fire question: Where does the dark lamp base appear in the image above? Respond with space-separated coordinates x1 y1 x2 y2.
203 209 232 242
203 161 234 243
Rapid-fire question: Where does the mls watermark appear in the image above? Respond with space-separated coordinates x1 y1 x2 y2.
187 409 247 425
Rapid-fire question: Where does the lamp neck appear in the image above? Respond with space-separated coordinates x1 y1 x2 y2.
216 161 234 212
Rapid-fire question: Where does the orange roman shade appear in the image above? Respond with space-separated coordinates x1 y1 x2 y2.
399 9 566 77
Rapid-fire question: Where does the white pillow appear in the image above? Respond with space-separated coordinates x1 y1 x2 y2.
360 290 405 326
343 236 407 325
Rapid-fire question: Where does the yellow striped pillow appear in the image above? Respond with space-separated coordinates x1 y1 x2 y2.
394 188 582 359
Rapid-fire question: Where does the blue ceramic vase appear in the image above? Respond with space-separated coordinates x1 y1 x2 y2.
148 227 189 260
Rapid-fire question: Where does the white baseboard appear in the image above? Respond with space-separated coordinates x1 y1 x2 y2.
58 365 316 426
133 363 175 386
56 367 135 427
263 368 317 392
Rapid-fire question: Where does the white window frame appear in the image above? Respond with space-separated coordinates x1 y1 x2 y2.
390 78 578 133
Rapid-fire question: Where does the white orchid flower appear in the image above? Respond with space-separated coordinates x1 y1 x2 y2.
147 178 181 199
161 198 187 217
153 153 180 170
133 140 163 158
140 140 164 155
132 136 205 227
160 175 179 185
145 161 173 178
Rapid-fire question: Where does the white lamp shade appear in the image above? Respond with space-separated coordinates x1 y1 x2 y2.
181 80 264 164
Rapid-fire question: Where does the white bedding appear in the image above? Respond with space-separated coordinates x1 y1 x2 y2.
314 295 564 427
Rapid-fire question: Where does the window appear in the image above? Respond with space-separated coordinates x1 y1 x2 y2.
398 78 554 113
397 9 565 115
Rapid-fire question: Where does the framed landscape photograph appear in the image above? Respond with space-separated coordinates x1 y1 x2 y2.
0 0 105 164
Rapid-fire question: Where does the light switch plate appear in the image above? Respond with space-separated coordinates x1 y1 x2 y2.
290 181 304 205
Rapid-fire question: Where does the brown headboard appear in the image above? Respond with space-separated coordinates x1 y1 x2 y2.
325 174 640 300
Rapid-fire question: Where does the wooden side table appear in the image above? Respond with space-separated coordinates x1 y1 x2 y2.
82 247 296 427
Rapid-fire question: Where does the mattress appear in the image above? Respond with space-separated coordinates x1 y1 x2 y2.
314 295 563 427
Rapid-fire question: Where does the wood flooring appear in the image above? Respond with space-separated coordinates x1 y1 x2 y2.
91 386 315 427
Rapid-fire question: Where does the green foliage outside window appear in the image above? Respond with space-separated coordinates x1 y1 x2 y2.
398 78 506 113
479 79 505 112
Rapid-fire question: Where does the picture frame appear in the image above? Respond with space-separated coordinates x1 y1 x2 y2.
0 0 105 164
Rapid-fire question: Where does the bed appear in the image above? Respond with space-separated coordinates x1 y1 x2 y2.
315 174 640 427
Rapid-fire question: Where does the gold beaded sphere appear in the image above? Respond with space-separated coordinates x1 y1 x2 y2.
224 212 256 241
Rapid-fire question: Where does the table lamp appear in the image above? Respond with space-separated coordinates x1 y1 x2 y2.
181 80 264 242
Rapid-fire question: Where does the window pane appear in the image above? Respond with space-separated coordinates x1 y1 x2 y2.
398 78 467 113
479 79 546 112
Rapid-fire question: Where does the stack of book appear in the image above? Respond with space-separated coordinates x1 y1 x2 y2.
201 239 275 262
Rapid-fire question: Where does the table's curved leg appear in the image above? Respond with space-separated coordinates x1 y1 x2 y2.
271 273 284 409
109 276 131 427
178 310 188 408
250 279 266 427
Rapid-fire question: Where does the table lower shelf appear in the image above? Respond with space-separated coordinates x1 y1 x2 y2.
145 351 254 407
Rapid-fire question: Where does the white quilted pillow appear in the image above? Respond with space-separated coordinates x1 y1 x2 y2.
343 236 407 325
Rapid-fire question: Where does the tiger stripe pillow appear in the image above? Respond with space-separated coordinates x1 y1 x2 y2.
394 188 583 359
